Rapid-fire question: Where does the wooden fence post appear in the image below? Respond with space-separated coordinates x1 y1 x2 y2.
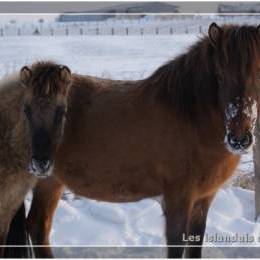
111 28 114 35
96 28 99 35
126 27 128 35
170 27 173 35
254 114 260 220
140 28 143 35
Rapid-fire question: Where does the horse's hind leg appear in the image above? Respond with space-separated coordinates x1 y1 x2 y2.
184 194 215 258
164 191 194 258
27 177 64 258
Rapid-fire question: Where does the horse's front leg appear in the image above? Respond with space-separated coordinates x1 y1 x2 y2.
0 172 36 257
164 190 194 258
184 194 215 258
27 176 64 258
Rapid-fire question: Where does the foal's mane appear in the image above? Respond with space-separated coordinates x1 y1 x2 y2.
144 24 260 122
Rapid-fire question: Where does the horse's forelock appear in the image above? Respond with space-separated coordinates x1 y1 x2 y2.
30 62 66 97
222 25 260 77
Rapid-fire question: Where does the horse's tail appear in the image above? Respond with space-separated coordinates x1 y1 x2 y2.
4 203 34 258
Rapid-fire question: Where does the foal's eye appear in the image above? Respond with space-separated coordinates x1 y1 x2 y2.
215 73 223 86
23 105 31 118
256 69 260 80
217 78 224 87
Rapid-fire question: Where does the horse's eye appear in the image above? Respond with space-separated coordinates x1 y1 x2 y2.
24 105 31 118
256 69 260 80
54 106 65 123
217 78 224 87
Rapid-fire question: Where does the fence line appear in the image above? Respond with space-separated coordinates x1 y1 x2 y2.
0 15 259 37
0 25 213 37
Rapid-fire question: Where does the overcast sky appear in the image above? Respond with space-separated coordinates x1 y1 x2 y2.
0 2 220 23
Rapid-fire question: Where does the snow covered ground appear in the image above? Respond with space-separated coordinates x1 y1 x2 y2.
0 33 258 257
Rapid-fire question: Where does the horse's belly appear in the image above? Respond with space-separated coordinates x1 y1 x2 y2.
57 163 163 203
71 182 161 203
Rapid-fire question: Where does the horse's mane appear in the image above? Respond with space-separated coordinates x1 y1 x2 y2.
144 24 260 122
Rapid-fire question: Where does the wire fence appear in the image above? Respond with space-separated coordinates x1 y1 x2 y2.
0 15 259 37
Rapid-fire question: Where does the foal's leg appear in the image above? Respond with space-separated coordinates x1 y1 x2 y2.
0 220 10 257
164 192 193 258
27 177 64 258
184 194 215 258
0 173 36 257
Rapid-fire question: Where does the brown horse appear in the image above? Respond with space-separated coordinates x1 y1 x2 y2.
21 23 260 258
0 63 71 257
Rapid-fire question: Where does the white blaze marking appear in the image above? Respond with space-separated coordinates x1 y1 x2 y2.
225 102 239 121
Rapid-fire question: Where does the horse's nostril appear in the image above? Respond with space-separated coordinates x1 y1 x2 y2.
240 132 253 149
32 158 51 172
227 131 253 151
227 132 236 145
41 160 50 169
227 132 239 150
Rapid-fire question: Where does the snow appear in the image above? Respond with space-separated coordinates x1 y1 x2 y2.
0 32 258 257
47 186 259 257
0 34 197 80
44 186 260 258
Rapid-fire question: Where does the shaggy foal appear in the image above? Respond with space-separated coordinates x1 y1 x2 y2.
0 62 71 257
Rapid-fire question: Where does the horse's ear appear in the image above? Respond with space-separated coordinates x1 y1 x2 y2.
60 66 71 85
20 66 32 87
208 23 222 48
257 24 260 34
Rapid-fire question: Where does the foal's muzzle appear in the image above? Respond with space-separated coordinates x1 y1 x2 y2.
28 158 53 178
226 131 253 154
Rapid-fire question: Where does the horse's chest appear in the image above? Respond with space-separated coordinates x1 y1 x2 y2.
197 155 240 196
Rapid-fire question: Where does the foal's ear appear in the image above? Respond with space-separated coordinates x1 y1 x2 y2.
20 66 32 87
60 66 71 85
208 23 222 48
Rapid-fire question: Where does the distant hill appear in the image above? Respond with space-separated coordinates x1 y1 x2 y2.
218 3 260 13
57 2 179 22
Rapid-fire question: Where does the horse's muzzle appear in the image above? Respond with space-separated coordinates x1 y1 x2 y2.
28 158 53 178
226 131 253 154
